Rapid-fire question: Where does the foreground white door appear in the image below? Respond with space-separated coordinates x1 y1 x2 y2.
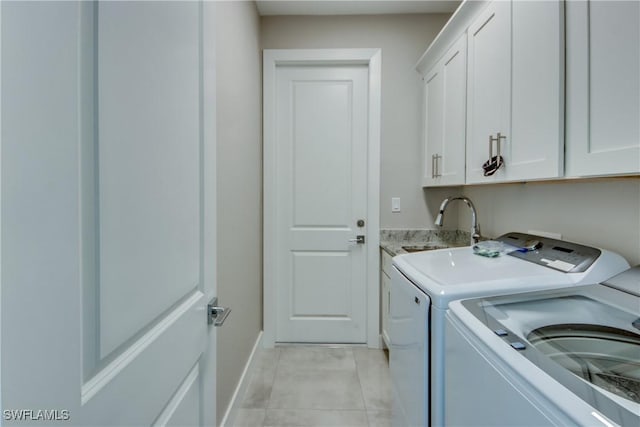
1 2 217 425
264 50 381 345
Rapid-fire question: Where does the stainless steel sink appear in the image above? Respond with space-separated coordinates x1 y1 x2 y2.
401 244 448 253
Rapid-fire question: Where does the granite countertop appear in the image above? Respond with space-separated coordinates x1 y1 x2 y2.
380 229 471 257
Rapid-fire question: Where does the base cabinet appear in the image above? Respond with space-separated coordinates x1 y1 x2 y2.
380 250 392 347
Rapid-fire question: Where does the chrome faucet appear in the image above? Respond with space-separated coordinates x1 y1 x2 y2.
434 196 481 245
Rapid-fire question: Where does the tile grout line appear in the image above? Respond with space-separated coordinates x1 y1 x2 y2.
352 348 371 421
262 348 281 425
355 348 395 426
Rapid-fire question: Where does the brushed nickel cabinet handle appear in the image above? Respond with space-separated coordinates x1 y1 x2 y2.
431 154 436 178
496 132 506 159
434 154 442 178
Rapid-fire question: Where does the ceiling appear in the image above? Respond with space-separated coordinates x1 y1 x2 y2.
255 1 462 16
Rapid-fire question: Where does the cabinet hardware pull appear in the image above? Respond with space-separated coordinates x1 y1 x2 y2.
484 133 506 176
496 132 506 159
489 132 507 159
489 134 494 159
431 154 436 178
434 154 442 178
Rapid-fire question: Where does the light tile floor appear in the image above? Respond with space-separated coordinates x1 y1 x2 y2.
234 346 392 427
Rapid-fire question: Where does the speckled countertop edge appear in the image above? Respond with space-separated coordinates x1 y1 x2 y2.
380 229 471 257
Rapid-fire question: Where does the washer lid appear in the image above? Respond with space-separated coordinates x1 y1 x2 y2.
392 234 629 309
396 246 565 285
393 247 572 308
603 266 640 297
453 284 640 426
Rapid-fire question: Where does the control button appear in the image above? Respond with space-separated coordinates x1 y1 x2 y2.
510 342 526 350
494 329 508 336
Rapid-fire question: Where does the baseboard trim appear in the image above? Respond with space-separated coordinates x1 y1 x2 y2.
219 331 263 427
381 331 389 349
376 333 385 349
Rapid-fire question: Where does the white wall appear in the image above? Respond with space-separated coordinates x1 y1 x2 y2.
261 14 453 228
460 178 640 266
215 2 262 423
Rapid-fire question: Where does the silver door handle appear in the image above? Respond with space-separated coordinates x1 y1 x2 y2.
208 297 231 326
348 235 365 244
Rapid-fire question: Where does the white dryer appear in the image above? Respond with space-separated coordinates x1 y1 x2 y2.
389 232 629 427
445 266 640 426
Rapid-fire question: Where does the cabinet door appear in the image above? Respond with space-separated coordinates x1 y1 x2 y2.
439 36 467 186
509 0 564 180
422 63 444 186
565 0 640 176
423 35 467 187
466 1 511 184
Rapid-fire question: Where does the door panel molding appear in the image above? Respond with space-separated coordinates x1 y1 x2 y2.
96 0 202 358
152 362 201 427
81 290 204 403
263 49 381 348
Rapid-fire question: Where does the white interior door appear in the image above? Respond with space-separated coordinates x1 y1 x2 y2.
273 64 369 343
1 2 217 425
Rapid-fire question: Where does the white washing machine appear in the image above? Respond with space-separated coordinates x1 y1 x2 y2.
389 232 630 427
445 266 640 427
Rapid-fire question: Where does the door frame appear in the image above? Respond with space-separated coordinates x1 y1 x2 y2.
263 48 382 348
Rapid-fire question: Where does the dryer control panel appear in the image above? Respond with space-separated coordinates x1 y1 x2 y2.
496 232 601 273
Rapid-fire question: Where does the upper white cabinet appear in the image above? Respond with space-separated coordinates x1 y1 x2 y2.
417 0 636 186
466 0 564 184
465 1 511 183
565 0 640 177
421 34 467 187
510 1 564 181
